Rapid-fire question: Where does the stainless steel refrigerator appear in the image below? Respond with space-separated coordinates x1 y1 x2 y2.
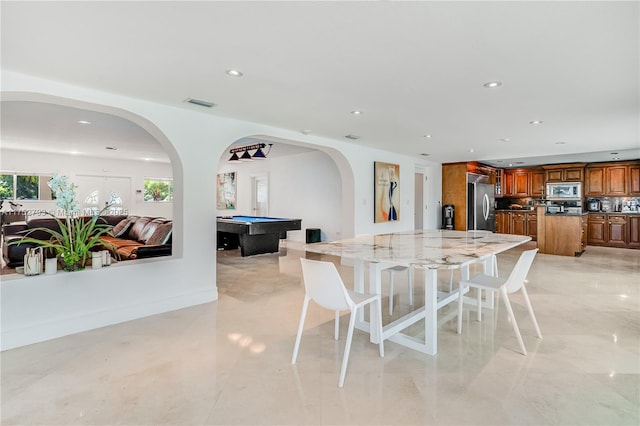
467 181 495 231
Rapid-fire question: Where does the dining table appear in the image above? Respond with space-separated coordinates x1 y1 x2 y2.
304 229 532 356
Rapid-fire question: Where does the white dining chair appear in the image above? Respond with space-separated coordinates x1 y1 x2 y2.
292 258 385 387
456 248 541 355
446 253 498 295
384 265 413 315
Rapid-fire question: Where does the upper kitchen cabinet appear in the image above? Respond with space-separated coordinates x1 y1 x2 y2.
502 169 529 197
529 169 545 197
586 161 640 196
606 165 628 195
585 166 605 196
542 163 585 183
630 165 640 196
501 168 543 197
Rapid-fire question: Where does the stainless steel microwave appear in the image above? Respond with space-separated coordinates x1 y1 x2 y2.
546 182 582 200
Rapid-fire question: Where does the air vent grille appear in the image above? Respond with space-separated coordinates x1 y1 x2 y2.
186 98 215 108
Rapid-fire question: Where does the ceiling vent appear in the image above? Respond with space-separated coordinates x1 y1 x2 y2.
185 98 215 108
345 134 360 140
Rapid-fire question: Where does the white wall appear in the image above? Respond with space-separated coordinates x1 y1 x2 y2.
1 149 174 218
1 70 442 350
217 150 342 242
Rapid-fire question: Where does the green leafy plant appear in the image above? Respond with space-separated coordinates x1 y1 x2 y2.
9 175 115 271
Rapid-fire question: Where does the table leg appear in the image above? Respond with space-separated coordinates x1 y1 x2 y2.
482 256 496 310
367 262 388 344
424 269 437 355
354 260 365 324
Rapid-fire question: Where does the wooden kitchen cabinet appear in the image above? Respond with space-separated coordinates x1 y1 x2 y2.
442 162 496 231
541 214 586 256
588 213 639 248
527 212 538 241
502 169 535 197
511 212 527 236
629 215 640 248
529 170 545 197
585 167 606 196
514 171 529 196
607 215 628 246
630 165 640 196
544 164 585 183
587 214 607 245
586 161 640 196
503 170 515 197
606 166 628 195
495 211 510 234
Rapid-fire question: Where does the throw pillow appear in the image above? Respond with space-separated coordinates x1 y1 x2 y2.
146 222 172 246
111 217 134 237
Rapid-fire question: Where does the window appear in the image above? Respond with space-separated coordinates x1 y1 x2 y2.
144 178 173 202
0 174 54 201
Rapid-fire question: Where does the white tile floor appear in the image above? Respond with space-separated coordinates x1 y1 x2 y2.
1 241 639 425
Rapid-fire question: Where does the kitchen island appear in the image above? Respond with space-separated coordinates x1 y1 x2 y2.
537 206 588 256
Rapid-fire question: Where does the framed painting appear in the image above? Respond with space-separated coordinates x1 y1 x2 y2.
374 161 400 222
217 172 237 210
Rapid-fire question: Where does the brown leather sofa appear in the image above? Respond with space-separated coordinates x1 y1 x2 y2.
2 215 172 267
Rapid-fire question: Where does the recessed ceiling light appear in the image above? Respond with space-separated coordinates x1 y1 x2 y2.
515 161 525 164
300 129 311 135
529 120 543 125
496 160 503 163
555 141 567 145
105 146 118 151
612 157 621 160
483 81 502 88
500 138 511 142
420 153 430 156
509 163 513 167
468 148 475 153
70 150 81 155
610 152 619 155
77 120 91 125
350 110 363 115
345 134 360 140
143 158 151 161
226 69 243 77
423 134 432 139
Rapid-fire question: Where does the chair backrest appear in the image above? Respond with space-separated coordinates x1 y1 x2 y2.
503 248 538 294
300 258 352 311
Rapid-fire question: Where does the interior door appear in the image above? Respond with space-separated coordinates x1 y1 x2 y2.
74 175 131 215
252 175 268 217
414 172 424 230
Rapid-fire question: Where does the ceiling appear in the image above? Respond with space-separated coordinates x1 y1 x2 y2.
1 1 638 167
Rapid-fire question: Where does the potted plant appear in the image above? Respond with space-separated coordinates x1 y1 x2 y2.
10 175 115 272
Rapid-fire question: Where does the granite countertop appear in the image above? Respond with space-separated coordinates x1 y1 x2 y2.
545 212 589 216
587 211 640 215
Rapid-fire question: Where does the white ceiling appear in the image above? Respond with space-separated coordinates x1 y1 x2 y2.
1 1 638 167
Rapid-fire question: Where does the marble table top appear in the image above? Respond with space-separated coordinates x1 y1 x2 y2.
304 230 531 270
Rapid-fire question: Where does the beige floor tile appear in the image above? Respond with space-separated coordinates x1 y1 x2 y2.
2 241 639 425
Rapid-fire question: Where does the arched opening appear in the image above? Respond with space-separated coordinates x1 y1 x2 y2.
216 135 356 249
0 92 183 260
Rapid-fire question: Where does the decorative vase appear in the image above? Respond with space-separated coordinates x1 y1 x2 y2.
59 258 86 272
45 257 58 274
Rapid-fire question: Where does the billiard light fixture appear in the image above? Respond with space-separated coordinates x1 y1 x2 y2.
228 143 273 162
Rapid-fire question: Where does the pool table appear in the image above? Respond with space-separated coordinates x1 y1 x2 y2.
216 216 302 256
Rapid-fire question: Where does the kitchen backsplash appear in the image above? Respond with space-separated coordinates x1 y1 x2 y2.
587 197 640 212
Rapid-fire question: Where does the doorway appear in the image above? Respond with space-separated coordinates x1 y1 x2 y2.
252 175 268 216
414 171 425 230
